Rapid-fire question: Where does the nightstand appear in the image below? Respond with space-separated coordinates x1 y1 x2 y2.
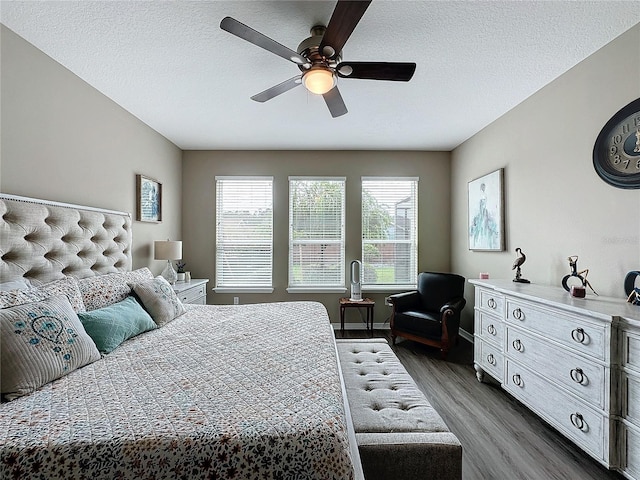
172 279 209 305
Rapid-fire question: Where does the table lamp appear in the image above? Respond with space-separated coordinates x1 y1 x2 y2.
154 240 182 284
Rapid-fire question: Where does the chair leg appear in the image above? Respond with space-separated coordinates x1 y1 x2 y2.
391 334 396 345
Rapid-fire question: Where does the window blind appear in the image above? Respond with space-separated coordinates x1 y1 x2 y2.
289 177 345 288
362 177 418 288
215 177 273 289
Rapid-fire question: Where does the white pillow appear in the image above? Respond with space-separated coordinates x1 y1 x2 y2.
130 276 186 326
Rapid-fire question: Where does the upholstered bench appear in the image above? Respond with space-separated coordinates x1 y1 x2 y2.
336 338 462 480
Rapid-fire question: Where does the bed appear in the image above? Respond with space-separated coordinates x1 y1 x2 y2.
0 193 363 480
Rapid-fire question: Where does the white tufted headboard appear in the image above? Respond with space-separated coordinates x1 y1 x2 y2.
0 194 132 284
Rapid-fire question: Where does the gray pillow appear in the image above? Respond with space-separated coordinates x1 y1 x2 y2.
130 276 186 326
78 296 157 354
1 295 100 401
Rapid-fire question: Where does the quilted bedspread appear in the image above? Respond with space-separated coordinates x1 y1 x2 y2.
0 301 357 480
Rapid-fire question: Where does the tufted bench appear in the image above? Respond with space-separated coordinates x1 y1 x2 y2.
336 338 462 480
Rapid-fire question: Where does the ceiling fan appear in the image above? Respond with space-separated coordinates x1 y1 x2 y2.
220 0 416 118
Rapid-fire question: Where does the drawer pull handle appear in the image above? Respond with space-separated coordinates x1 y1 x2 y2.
571 327 587 344
570 413 587 431
486 353 496 366
570 368 588 385
512 374 524 387
512 308 524 320
487 324 496 335
512 339 524 352
487 298 497 309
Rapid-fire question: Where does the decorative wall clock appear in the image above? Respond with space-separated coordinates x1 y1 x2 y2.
592 98 640 189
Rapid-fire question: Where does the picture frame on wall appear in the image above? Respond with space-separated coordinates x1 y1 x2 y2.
468 168 504 251
136 174 162 223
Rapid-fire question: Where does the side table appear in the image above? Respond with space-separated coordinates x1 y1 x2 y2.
339 297 375 334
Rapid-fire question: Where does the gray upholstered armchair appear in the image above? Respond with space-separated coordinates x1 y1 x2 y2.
389 272 466 359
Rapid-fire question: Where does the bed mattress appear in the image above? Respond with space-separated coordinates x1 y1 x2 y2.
0 301 357 479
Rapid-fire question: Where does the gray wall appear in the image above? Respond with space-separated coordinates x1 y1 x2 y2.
451 24 640 334
182 150 452 325
0 25 182 273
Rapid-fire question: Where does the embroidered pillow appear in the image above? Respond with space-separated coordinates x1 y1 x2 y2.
78 296 157 354
0 295 100 401
0 276 85 313
78 267 154 311
130 276 186 326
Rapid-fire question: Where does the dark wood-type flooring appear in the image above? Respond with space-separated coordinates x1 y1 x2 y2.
337 330 623 480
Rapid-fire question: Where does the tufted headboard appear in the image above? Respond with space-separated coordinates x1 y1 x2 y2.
0 194 132 284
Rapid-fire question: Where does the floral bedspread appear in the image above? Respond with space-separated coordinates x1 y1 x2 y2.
0 301 356 480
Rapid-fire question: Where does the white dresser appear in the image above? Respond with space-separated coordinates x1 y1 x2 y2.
470 279 640 479
171 279 209 305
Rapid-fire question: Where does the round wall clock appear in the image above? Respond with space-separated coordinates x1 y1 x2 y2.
592 97 640 189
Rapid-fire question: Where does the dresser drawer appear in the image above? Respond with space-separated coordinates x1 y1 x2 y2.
177 284 206 304
505 360 605 461
623 372 640 426
622 330 640 374
505 327 606 408
505 299 607 361
476 288 504 315
476 310 503 347
475 338 504 381
622 423 640 479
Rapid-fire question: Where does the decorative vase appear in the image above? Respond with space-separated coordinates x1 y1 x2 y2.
177 272 186 282
185 271 191 282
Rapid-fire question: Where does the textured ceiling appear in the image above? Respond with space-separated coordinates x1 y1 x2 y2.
2 1 639 151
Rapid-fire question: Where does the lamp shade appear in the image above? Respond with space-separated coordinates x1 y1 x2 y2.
154 240 182 260
302 68 336 95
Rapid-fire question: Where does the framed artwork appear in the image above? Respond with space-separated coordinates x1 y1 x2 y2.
468 168 504 251
136 174 162 223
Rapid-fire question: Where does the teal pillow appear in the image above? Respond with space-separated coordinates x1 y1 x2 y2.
78 296 156 354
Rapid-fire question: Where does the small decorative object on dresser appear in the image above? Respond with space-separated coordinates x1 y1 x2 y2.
171 279 209 305
561 255 598 296
625 271 640 305
176 262 186 282
512 247 530 283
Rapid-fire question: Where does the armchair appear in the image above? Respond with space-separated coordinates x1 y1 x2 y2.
389 272 466 359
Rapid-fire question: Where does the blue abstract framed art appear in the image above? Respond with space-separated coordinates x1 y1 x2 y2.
468 168 505 251
136 174 162 223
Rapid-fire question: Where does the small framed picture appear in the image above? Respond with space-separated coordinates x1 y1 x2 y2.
468 168 505 251
136 174 162 223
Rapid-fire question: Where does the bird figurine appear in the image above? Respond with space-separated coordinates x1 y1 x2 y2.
512 247 530 283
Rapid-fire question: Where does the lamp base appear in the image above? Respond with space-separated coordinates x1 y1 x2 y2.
161 260 177 284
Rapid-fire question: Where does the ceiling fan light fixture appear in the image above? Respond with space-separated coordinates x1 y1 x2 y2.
302 68 336 95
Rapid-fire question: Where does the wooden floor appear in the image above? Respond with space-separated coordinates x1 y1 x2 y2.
337 329 623 480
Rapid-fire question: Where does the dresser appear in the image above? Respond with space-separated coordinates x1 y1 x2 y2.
171 279 209 305
470 279 640 479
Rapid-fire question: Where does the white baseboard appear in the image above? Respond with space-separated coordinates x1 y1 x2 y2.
459 328 473 343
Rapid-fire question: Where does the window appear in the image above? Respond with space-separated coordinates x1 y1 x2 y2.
362 177 418 289
215 177 273 292
288 177 346 292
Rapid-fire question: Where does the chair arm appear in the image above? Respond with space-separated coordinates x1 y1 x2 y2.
440 297 466 316
388 291 421 313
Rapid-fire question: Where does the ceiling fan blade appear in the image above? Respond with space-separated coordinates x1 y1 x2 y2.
336 62 416 81
323 86 348 118
220 17 308 66
319 0 372 58
251 76 302 103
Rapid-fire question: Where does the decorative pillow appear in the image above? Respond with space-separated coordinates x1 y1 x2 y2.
0 276 85 313
130 276 186 326
0 295 100 401
78 296 156 354
78 267 154 311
